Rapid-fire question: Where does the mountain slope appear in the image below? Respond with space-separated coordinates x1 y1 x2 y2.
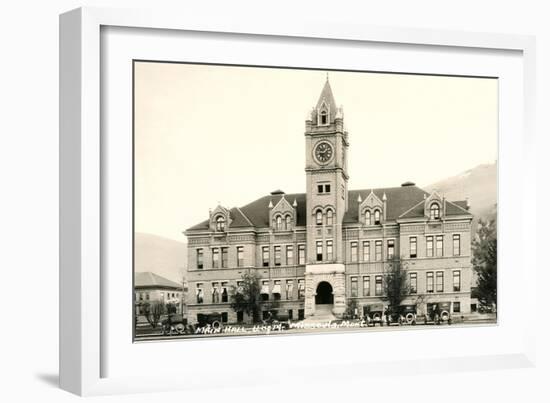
424 162 497 222
134 232 187 283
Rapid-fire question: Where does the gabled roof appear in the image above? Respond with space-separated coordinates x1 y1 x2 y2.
135 272 182 289
344 186 429 223
399 198 472 219
186 186 473 232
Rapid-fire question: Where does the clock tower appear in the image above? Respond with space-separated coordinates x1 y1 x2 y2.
303 77 349 318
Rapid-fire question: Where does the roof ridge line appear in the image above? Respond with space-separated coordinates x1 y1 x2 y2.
398 199 426 219
235 206 254 226
445 199 472 215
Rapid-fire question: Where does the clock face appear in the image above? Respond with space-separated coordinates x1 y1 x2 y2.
314 142 334 164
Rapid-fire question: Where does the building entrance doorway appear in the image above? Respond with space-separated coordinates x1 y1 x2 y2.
315 281 334 305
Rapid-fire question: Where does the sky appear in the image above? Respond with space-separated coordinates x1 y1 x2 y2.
134 62 497 242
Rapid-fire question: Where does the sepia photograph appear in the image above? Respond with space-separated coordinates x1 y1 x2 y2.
133 61 498 340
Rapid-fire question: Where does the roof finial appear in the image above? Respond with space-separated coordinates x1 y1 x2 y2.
293 199 298 207
326 71 329 82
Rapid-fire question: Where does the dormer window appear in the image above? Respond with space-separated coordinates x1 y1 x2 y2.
374 209 381 225
215 215 225 231
275 215 282 230
285 215 291 230
430 203 441 220
365 210 371 225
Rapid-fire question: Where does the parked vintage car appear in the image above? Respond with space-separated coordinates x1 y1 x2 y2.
386 304 418 326
161 314 192 335
196 312 224 329
424 302 452 325
264 312 291 330
399 305 418 325
363 303 385 326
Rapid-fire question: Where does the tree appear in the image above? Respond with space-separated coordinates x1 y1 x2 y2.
472 218 497 312
230 271 262 323
382 258 411 314
345 298 360 319
143 301 165 329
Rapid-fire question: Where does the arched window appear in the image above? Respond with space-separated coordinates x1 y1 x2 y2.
320 110 328 125
285 215 292 230
365 210 371 225
374 209 381 225
215 216 225 231
430 203 440 220
316 210 323 226
326 209 334 226
275 215 282 230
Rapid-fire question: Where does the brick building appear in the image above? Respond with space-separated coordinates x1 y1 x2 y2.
134 271 183 316
184 79 473 324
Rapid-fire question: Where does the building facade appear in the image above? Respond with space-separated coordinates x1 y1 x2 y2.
184 80 473 324
134 271 184 316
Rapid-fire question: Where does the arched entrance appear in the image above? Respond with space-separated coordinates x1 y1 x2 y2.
315 281 334 305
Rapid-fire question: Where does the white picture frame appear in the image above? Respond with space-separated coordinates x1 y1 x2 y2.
60 7 537 396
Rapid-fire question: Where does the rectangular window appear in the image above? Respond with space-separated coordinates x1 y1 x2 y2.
436 235 444 257
375 276 383 296
375 240 382 261
350 241 358 262
362 241 370 262
273 280 281 300
145 293 150 300
196 283 204 304
288 309 293 320
326 240 333 261
325 184 331 193
426 236 434 257
221 312 228 323
387 239 395 260
409 237 417 258
298 279 305 299
453 302 461 313
196 248 204 269
317 184 324 193
274 246 281 266
410 272 417 294
316 241 323 262
286 245 294 265
262 246 269 267
351 277 358 297
363 276 370 296
298 244 306 264
212 282 219 303
453 270 461 292
298 309 305 320
261 280 269 301
436 271 444 292
453 234 461 256
212 248 219 268
286 280 294 300
237 246 244 267
426 272 434 293
221 282 228 303
237 311 244 323
221 247 228 268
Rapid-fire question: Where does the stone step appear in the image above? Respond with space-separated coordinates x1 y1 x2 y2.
302 304 337 323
